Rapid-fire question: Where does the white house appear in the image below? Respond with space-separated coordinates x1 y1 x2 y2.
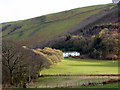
112 0 120 3
63 51 80 57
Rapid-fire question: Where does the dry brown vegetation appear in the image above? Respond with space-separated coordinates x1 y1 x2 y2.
32 47 63 65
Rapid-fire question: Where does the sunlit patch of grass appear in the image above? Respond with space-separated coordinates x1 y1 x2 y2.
41 58 119 75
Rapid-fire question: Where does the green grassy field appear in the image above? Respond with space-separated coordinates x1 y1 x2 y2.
30 58 119 88
41 58 119 75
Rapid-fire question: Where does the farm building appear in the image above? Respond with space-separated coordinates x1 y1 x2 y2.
63 51 80 57
112 0 120 3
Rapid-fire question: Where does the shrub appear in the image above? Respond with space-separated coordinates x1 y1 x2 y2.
33 47 63 65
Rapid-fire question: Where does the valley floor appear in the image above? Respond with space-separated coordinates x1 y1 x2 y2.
28 58 119 88
41 58 119 75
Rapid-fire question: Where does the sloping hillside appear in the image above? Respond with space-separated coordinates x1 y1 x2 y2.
33 3 119 48
31 2 120 60
64 4 119 35
2 3 116 46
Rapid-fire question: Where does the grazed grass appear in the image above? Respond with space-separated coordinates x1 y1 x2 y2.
2 4 116 45
41 58 119 75
32 58 119 88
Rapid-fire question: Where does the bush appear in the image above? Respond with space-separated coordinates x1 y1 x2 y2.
33 47 63 65
105 54 118 60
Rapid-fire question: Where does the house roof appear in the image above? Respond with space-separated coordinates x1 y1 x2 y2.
63 51 80 53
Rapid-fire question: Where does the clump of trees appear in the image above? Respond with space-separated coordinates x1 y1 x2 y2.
90 32 119 60
32 47 63 65
36 24 120 60
2 40 63 88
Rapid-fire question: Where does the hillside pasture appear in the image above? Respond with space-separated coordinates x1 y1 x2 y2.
2 4 116 46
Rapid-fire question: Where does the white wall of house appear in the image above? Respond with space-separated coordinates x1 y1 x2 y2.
63 51 80 57
112 0 120 3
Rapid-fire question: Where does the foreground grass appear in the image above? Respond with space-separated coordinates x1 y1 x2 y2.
30 58 119 88
41 58 119 75
29 76 111 88
74 82 119 88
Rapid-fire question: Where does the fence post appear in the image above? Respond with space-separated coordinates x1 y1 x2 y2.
66 83 67 87
57 83 59 87
46 84 47 88
98 78 100 84
76 82 78 86
35 82 37 88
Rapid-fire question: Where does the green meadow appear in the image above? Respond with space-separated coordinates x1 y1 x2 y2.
32 58 119 88
41 58 119 75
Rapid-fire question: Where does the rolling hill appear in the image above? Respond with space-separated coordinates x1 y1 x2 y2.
2 3 117 46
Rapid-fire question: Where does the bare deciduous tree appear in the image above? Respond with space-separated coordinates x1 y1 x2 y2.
2 40 28 85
